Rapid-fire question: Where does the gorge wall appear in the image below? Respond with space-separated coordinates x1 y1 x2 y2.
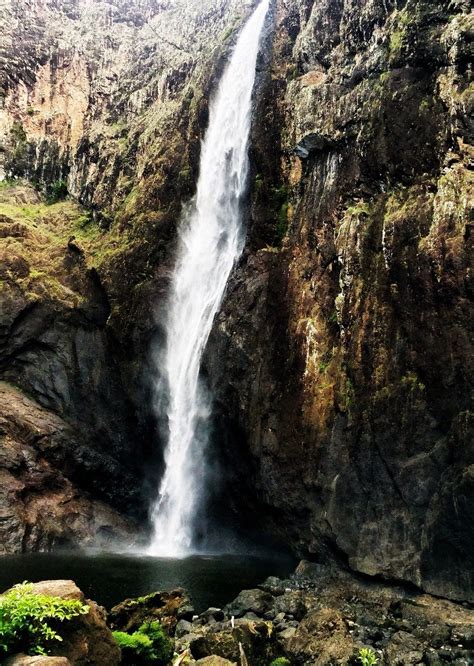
0 0 473 602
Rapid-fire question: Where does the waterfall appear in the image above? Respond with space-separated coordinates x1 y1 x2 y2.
148 0 270 557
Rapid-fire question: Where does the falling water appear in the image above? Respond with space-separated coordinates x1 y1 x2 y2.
148 0 270 556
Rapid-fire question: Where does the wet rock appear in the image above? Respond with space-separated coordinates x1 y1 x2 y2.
285 608 355 664
259 576 286 596
176 619 194 638
199 607 225 623
224 589 273 618
294 132 333 159
0 0 254 553
206 0 474 603
109 588 193 636
273 591 307 621
385 631 424 664
2 0 473 613
174 565 474 664
186 619 275 665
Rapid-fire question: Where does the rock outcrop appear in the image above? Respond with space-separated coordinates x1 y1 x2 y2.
3 580 120 665
109 588 194 636
0 382 135 552
0 183 143 551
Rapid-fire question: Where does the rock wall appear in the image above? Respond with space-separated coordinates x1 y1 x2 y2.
0 0 254 551
207 0 474 601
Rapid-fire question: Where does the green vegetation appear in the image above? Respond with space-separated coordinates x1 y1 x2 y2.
358 647 378 665
388 8 412 60
10 121 27 143
0 582 89 657
47 179 68 204
113 621 173 665
271 185 290 243
222 14 242 41
8 122 29 175
346 202 370 218
389 29 404 57
419 98 430 112
113 631 158 662
253 176 291 245
223 25 235 41
277 201 289 241
0 185 106 305
401 371 426 393
287 65 299 81
270 657 291 666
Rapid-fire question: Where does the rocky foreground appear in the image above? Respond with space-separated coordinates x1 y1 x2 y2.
4 562 474 665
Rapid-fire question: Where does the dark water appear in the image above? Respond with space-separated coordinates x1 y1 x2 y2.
0 552 295 612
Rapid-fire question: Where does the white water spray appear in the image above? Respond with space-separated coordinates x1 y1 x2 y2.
148 0 270 556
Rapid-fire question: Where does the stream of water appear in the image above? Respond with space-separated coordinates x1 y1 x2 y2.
148 0 270 556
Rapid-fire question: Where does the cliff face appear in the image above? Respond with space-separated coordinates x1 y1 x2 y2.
0 0 253 551
208 0 474 601
1 0 473 602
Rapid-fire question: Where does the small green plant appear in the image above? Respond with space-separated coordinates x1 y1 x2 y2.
113 631 155 662
254 173 263 192
358 647 378 666
0 582 89 656
113 620 173 665
270 658 291 666
10 121 27 143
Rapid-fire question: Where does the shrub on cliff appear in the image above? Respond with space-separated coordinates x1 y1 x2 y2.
358 647 378 665
0 581 89 656
47 179 68 203
113 620 173 665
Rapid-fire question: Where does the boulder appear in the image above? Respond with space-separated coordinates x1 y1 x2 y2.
182 619 275 665
294 560 322 580
224 589 273 618
273 591 307 621
176 619 194 638
2 580 119 666
199 607 225 623
259 576 286 596
285 608 355 664
109 587 194 635
385 631 424 665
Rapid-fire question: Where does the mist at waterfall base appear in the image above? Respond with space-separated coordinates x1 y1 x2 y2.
147 0 271 557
